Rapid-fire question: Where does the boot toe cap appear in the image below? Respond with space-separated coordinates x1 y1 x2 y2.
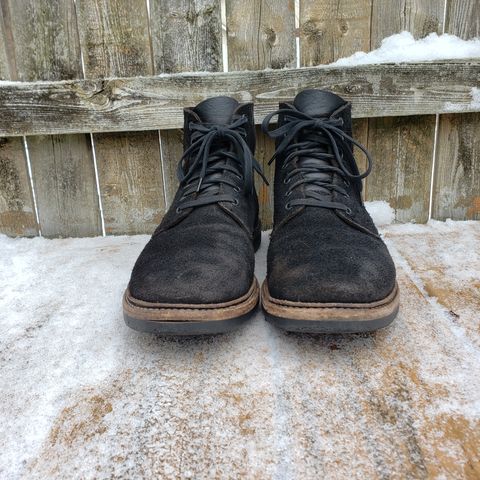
268 237 396 304
129 227 254 304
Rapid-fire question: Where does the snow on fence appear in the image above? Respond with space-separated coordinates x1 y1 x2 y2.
0 0 479 238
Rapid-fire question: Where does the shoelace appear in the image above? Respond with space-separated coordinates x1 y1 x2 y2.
262 107 373 212
176 116 267 211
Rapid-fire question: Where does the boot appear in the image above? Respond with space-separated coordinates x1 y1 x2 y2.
123 96 264 334
261 90 399 333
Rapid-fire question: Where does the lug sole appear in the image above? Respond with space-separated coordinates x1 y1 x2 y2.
123 278 260 335
261 281 400 333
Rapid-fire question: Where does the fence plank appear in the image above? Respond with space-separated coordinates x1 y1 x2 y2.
226 0 296 71
366 0 444 223
28 134 103 237
226 0 296 228
367 115 436 222
0 2 38 237
432 0 480 220
2 61 478 136
1 0 101 238
150 0 223 207
300 0 372 66
0 137 37 236
370 0 444 42
76 0 165 235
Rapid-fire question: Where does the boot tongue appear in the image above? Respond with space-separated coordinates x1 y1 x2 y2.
291 90 347 198
293 89 345 117
194 96 239 124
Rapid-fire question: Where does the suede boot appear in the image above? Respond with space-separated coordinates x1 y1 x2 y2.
123 96 264 334
261 90 399 333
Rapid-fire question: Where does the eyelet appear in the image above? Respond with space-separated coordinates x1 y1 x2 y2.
343 180 350 187
283 177 291 184
176 207 183 214
285 190 292 197
232 199 239 206
233 186 241 192
345 207 352 215
285 202 293 210
343 193 350 199
234 173 243 180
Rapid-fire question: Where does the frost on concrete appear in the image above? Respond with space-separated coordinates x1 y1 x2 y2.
331 31 480 66
1 220 480 479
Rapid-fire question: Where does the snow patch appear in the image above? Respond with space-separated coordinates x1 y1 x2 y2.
331 32 480 66
365 200 395 226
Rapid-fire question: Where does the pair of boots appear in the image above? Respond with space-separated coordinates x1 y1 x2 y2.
123 90 399 335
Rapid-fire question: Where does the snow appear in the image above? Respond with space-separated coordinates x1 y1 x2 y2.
1 219 480 478
331 31 480 66
365 200 395 226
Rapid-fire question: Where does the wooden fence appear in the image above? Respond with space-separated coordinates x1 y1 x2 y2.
0 0 479 238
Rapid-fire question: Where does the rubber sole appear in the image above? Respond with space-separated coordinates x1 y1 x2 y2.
261 281 400 333
123 278 260 335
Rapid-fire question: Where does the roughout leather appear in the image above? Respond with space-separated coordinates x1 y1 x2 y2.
128 97 260 304
267 90 397 304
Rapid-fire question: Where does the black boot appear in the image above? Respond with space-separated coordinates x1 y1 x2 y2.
123 96 265 334
261 90 399 333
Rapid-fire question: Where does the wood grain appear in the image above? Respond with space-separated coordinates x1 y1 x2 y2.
28 134 102 237
150 0 224 206
1 0 100 238
1 61 479 137
0 1 37 237
432 0 480 220
226 0 296 71
366 0 444 223
300 0 372 66
0 137 37 236
151 0 223 74
226 0 296 228
370 0 444 45
76 0 165 235
367 115 435 222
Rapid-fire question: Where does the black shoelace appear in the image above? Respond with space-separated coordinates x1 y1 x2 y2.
176 116 267 211
262 107 373 212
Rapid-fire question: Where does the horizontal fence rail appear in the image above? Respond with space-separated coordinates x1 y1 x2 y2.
1 61 479 136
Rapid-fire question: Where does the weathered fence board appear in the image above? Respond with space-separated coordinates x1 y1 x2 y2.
370 0 444 41
28 134 102 237
226 0 296 228
226 0 296 71
150 0 224 207
3 0 101 238
367 115 436 222
433 0 480 220
0 2 37 237
299 0 371 66
366 0 444 223
151 0 223 74
0 137 37 236
76 0 165 235
1 61 479 137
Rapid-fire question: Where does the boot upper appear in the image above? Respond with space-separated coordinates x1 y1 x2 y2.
263 90 397 304
129 97 262 304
